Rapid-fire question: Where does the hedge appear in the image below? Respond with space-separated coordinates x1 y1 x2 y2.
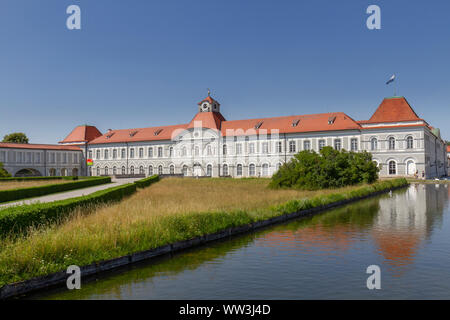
0 176 96 181
0 175 160 237
133 174 160 188
0 177 111 203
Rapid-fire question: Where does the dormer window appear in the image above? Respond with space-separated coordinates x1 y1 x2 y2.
106 132 115 139
154 129 163 136
292 119 300 127
254 121 263 129
129 130 138 137
328 116 336 125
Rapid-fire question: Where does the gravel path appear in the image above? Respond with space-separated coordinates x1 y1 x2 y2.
0 178 140 208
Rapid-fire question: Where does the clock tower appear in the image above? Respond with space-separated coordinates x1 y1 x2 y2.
197 94 220 113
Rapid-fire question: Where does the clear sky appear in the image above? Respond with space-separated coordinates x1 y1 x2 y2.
1 0 449 143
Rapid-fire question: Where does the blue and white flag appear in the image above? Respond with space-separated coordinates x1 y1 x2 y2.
386 74 396 85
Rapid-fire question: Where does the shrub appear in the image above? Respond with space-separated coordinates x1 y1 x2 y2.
269 147 379 190
0 163 10 178
0 183 137 237
134 175 159 188
0 177 111 203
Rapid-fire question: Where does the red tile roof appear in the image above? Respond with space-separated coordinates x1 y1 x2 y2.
59 125 102 143
447 145 450 153
366 97 421 123
187 112 226 130
0 143 81 151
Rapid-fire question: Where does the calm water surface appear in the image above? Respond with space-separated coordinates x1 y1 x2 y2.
33 184 450 299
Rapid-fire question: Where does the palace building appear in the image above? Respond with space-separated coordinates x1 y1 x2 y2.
1 95 448 179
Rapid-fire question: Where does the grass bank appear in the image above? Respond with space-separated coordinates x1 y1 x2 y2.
0 177 407 288
0 179 69 191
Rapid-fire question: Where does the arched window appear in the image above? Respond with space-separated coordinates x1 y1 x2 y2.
388 137 395 150
223 144 227 155
139 166 144 174
148 165 153 175
158 165 163 175
96 167 100 176
262 163 269 176
236 164 243 176
289 141 296 153
113 166 117 175
406 136 414 149
169 165 174 174
249 164 256 176
206 164 212 177
182 165 188 176
371 138 378 150
222 164 229 176
207 145 212 156
130 166 135 175
388 161 396 175
121 166 126 175
105 166 109 175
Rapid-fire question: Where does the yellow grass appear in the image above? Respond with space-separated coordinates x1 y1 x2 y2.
0 180 69 191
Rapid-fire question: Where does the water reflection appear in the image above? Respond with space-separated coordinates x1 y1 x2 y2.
31 184 450 300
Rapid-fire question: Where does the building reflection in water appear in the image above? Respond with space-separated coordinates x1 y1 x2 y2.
258 184 449 276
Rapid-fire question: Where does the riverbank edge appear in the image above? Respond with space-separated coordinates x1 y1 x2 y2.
0 181 408 299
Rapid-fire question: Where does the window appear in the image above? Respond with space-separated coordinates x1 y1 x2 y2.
158 147 163 157
351 138 358 151
249 164 256 176
406 136 414 149
195 146 200 156
130 166 135 175
169 165 174 174
104 150 109 160
289 141 296 153
319 140 325 151
303 140 311 151
139 148 144 158
130 148 135 158
389 161 396 175
149 165 153 175
236 164 243 176
182 147 187 157
207 145 212 156
96 150 100 159
223 144 227 155
139 166 144 174
148 147 153 158
236 143 242 155
182 165 188 176
121 149 126 159
96 167 100 176
121 166 126 175
207 164 212 177
222 164 229 176
262 163 269 176
158 165 163 175
249 143 255 154
105 166 109 175
113 149 117 159
262 142 269 154
334 139 341 151
371 138 378 151
88 150 93 159
388 137 395 150
169 147 174 157
277 141 282 153
113 166 117 175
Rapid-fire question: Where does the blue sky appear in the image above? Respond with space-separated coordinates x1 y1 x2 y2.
1 0 449 143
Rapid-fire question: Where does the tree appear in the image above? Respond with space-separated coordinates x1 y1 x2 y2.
2 132 29 144
269 147 379 190
0 162 11 177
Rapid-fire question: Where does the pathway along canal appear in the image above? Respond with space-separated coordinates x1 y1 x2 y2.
30 183 450 299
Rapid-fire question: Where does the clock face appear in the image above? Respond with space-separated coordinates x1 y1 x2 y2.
202 103 210 111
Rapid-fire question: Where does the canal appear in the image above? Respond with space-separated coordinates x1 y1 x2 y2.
32 183 450 299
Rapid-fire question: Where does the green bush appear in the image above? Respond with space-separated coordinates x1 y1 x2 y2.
269 147 379 190
134 175 159 188
0 163 10 178
0 177 111 203
0 183 137 236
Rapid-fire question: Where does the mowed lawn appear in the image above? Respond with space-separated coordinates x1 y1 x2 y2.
0 178 363 286
0 179 69 191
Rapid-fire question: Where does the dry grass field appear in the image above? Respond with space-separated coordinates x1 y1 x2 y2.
0 179 69 191
0 177 400 286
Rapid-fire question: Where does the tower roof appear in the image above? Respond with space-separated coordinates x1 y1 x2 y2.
59 125 102 144
187 112 226 130
366 97 421 123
